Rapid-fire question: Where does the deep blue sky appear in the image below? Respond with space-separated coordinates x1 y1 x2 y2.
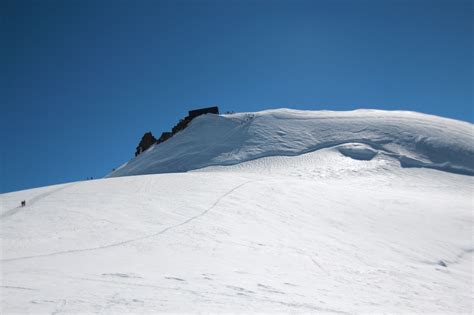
2 0 473 193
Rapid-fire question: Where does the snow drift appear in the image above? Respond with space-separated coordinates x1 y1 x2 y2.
1 108 473 313
108 109 474 177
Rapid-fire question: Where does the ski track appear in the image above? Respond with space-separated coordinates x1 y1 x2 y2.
70 276 347 314
0 183 77 219
0 180 255 263
0 285 37 291
2 109 472 313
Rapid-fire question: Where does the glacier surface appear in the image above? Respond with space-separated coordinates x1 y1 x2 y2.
1 109 473 313
108 109 474 177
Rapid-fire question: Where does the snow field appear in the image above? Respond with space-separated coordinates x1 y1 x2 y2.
1 147 472 313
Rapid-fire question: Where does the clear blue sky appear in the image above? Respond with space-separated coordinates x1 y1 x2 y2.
2 0 472 193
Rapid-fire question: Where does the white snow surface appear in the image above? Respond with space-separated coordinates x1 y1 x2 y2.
108 109 474 177
1 109 473 313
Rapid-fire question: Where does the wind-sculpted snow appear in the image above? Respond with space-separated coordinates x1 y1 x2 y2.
1 156 472 313
336 143 378 161
1 109 473 313
108 109 474 177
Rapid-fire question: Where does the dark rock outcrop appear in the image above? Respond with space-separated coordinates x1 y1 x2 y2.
134 107 220 157
157 132 172 145
171 106 220 135
135 132 156 157
171 117 192 135
188 106 219 119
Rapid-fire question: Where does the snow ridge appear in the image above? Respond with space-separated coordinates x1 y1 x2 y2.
108 109 473 177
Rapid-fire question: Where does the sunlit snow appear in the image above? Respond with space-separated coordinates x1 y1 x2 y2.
1 109 472 313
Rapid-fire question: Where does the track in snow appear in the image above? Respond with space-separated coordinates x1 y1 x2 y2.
0 183 77 219
1 180 255 263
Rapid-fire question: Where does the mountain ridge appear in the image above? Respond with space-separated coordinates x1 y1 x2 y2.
108 108 474 178
1 108 472 313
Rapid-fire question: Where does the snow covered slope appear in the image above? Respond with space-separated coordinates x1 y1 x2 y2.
108 109 474 177
1 109 473 313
